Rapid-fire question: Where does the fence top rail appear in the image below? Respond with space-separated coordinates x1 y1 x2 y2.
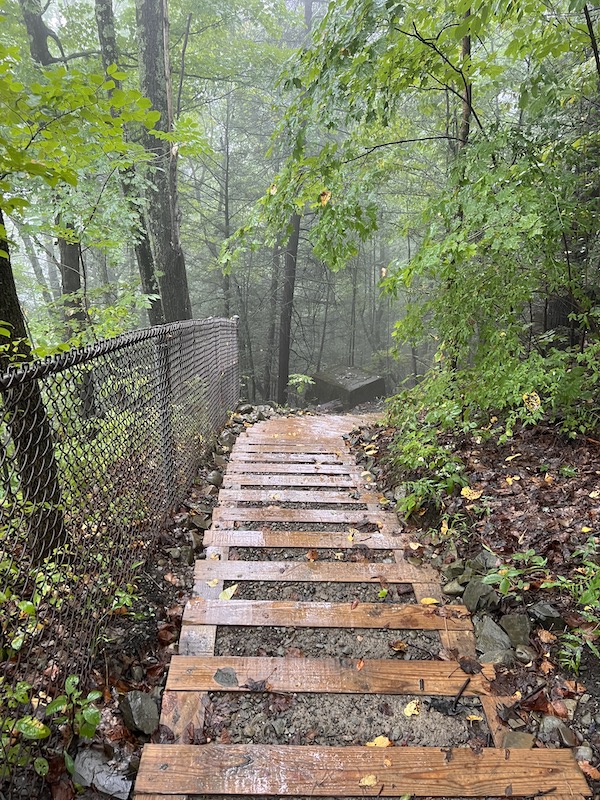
0 317 238 389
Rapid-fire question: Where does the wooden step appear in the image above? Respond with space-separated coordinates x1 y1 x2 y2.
217 488 368 504
225 461 352 474
166 655 495 695
222 473 357 487
135 744 589 796
194 559 436 584
233 444 346 453
232 451 346 463
212 507 384 524
202 529 406 550
184 599 471 630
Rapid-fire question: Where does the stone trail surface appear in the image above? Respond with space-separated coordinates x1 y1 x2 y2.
134 414 589 800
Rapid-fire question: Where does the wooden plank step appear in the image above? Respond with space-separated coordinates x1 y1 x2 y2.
217 488 368 504
212 507 384 524
166 656 495 695
202 529 406 549
225 462 352 474
184 599 472 630
222 473 357 487
232 452 346 463
234 444 346 453
194 560 436 584
135 744 590 796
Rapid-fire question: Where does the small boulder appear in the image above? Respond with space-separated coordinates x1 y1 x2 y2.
207 470 223 487
515 644 537 664
218 430 236 449
528 602 566 631
463 578 499 613
471 550 501 573
538 715 577 747
503 731 535 749
574 746 594 762
443 560 466 580
475 616 512 653
120 690 159 735
500 614 531 647
442 580 464 596
478 648 515 665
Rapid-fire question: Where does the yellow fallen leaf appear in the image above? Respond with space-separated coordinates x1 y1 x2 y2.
544 473 554 484
389 639 408 652
505 476 513 486
366 735 393 748
206 579 219 587
209 552 221 560
403 700 420 717
219 584 238 600
361 471 373 481
359 774 378 787
334 551 344 560
408 542 421 550
440 519 449 536
460 487 483 500
505 453 522 462
466 714 483 722
420 597 440 605
581 526 593 533
384 757 392 767
589 490 599 499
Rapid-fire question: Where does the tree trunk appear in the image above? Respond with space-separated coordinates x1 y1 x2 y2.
0 210 65 559
459 11 471 149
19 229 53 307
135 0 192 322
94 0 165 326
262 241 280 400
276 214 301 405
221 94 232 317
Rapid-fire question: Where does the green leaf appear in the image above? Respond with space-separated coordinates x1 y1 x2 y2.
15 716 51 740
34 757 49 777
45 696 68 716
64 752 75 775
17 600 36 616
65 675 79 696
82 706 100 727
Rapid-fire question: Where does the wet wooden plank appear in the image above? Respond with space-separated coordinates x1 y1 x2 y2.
179 546 228 656
184 599 472 631
212 507 385 524
480 694 515 747
135 744 590 796
159 689 206 743
234 443 346 453
202 529 407 550
166 656 495 696
225 462 352 475
232 451 346 463
217 488 369 504
194 559 437 585
222 473 356 488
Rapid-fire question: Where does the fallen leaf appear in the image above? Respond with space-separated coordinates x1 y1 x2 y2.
367 735 393 747
539 660 555 675
384 757 392 767
356 658 365 671
420 597 440 605
241 678 270 692
544 473 554 484
164 572 181 586
461 487 483 500
505 476 514 486
465 714 483 722
440 519 449 535
206 579 219 587
358 774 378 787
408 542 421 550
458 655 483 675
334 551 344 560
213 667 238 687
350 599 359 610
403 700 420 717
219 584 238 600
505 453 522 462
390 640 408 653
551 699 569 719
581 526 593 533
306 549 319 562
209 552 221 560
578 761 600 779
589 490 599 499
537 629 557 644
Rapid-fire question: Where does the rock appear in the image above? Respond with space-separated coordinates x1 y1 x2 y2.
475 616 512 653
120 690 159 735
179 545 194 565
478 648 515 665
443 560 465 579
188 513 211 530
500 614 531 646
442 580 464 596
574 746 594 762
515 645 537 664
218 430 236 449
528 602 566 631
166 547 181 560
237 403 254 414
73 749 132 800
213 453 228 468
207 470 223 487
130 665 144 682
503 731 535 749
463 578 499 613
538 715 578 747
563 699 578 720
471 550 501 573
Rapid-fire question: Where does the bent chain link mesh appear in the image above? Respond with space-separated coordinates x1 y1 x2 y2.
0 318 239 793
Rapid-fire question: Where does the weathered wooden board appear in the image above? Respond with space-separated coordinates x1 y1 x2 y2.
166 656 495 695
232 451 346 463
184 599 472 631
409 577 478 657
135 744 590 796
222 473 357 488
225 462 352 474
202 529 407 550
159 689 206 743
212 507 384 524
234 444 346 453
217 488 369 504
194 559 436 584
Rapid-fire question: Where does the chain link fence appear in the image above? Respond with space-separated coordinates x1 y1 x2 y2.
0 318 239 794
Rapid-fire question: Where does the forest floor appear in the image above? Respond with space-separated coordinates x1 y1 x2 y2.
57 403 600 800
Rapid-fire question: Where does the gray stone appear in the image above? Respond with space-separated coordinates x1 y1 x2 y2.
528 602 566 631
471 550 501 573
457 566 474 585
463 578 499 613
73 749 132 800
475 616 512 653
500 614 531 646
503 731 535 749
120 690 159 735
166 547 181 560
237 403 254 414
515 645 537 664
213 453 228 468
130 665 144 682
188 513 211 530
443 560 465 579
574 746 594 762
179 545 194 565
478 648 515 665
538 715 578 747
443 580 464 596
218 430 236 449
207 470 223 487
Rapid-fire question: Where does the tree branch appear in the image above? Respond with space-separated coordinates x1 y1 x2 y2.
342 135 463 163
